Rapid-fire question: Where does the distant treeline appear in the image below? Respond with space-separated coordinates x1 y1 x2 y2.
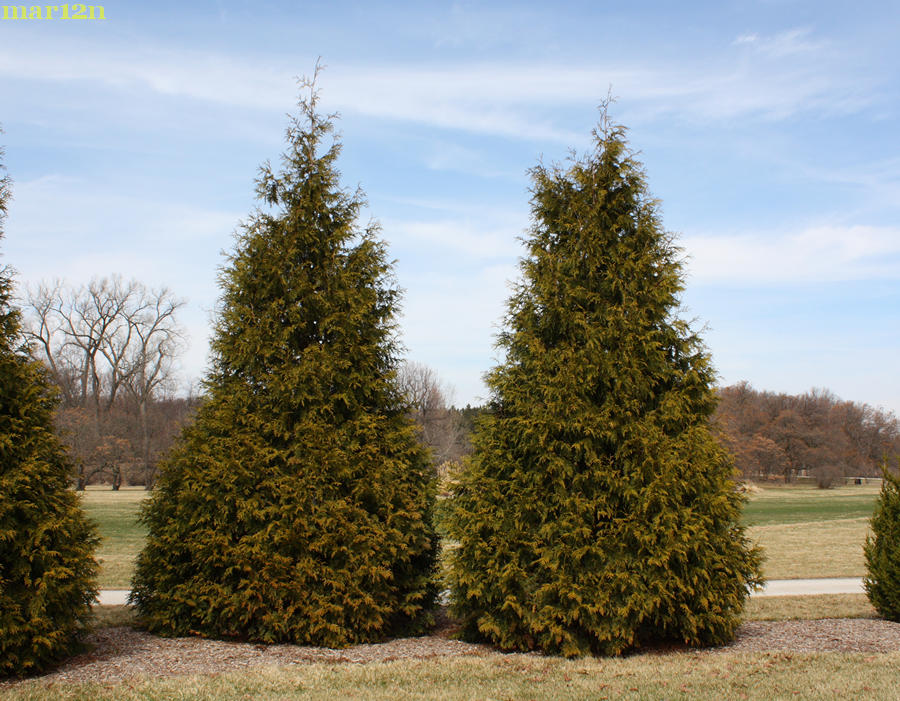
25 290 897 492
416 380 900 490
714 383 900 486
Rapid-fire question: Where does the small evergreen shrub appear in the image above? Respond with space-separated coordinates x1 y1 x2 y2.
446 109 763 657
0 138 99 677
130 77 437 646
864 461 900 620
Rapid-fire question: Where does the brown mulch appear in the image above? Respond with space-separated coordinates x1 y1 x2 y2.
4 616 900 686
723 619 900 654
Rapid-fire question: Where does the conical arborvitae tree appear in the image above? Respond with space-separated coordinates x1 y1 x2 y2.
864 461 900 620
447 111 763 657
130 80 437 646
0 138 99 677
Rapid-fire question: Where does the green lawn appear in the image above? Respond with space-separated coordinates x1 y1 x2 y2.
78 487 149 589
742 483 880 526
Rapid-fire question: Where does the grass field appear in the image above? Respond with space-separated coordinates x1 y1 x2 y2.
742 483 880 526
750 518 872 579
743 483 879 580
744 594 876 621
78 486 149 589
5 651 900 700
87 593 879 629
78 482 882 588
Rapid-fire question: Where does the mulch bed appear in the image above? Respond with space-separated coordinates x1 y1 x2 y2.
4 615 900 687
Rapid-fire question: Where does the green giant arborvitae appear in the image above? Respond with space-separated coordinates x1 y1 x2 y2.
130 81 437 645
864 461 900 620
447 112 763 657
0 137 99 677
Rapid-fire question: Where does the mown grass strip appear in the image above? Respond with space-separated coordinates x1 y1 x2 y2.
741 484 879 527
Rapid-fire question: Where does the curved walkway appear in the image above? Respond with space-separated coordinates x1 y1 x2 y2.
98 589 131 605
753 577 864 597
95 578 867 606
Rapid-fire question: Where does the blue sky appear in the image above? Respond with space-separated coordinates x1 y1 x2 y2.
1 0 898 413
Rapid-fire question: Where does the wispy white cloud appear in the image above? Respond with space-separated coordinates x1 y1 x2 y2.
0 26 878 142
421 140 520 179
387 217 526 260
732 27 824 57
8 175 240 247
327 44 874 131
682 224 900 284
788 157 900 214
0 43 296 109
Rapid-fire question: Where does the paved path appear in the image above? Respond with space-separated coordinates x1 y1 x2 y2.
97 589 130 605
96 578 866 606
753 577 865 597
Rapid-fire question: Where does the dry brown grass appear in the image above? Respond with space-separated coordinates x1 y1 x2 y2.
744 594 877 621
79 481 881 589
4 651 900 700
749 517 871 580
87 605 137 629
84 593 882 633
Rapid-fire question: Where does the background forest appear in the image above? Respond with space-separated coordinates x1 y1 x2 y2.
20 279 899 490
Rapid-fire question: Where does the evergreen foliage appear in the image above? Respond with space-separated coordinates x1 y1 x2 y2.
130 78 437 646
864 461 900 620
446 110 763 657
0 136 99 677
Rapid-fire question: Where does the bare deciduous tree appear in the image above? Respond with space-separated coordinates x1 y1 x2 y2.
23 276 186 488
122 286 185 487
397 361 469 467
26 280 78 406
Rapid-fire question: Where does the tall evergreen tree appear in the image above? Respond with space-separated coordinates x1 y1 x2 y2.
864 461 900 620
130 78 437 646
0 135 99 677
447 110 763 657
